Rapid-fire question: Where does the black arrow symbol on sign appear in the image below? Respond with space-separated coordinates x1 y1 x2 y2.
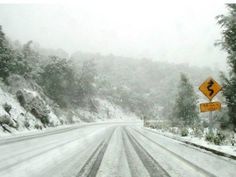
207 79 214 96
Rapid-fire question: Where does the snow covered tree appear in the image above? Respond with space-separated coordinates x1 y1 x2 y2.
0 26 31 81
71 59 97 107
78 59 96 98
217 4 236 130
0 25 13 81
38 56 97 108
172 73 199 126
39 56 75 107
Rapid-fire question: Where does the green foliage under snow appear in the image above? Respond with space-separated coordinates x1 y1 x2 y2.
172 73 199 127
217 4 236 130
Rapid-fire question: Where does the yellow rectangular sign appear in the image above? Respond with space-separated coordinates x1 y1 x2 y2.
200 102 221 112
199 77 222 101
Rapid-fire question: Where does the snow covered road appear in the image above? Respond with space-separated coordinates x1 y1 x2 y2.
0 122 235 177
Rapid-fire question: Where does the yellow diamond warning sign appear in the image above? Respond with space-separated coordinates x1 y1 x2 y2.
200 102 221 112
199 77 222 101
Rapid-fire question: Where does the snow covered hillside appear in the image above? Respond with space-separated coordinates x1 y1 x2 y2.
0 81 138 135
0 84 60 134
74 98 138 123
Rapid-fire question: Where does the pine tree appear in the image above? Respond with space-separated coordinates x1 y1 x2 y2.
217 4 236 130
0 26 31 81
0 25 12 81
173 73 199 126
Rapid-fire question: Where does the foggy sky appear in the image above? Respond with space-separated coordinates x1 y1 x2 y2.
0 0 228 70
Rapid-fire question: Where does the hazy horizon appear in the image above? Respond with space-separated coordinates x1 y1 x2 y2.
0 1 228 70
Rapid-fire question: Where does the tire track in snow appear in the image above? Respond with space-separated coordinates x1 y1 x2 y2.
132 128 217 177
76 127 116 177
122 127 150 177
124 127 170 177
0 126 109 173
0 126 104 164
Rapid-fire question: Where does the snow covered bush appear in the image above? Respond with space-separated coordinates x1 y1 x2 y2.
213 136 221 145
16 90 26 107
0 114 14 127
230 134 235 146
3 103 12 115
24 120 30 129
39 114 49 126
205 131 226 145
205 132 214 143
34 124 42 130
145 122 158 129
181 127 188 136
214 131 226 145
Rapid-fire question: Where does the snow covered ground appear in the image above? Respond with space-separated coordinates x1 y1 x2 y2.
0 122 235 177
74 98 138 123
144 127 236 157
0 86 61 134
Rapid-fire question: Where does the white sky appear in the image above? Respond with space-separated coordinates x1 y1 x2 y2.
0 0 231 70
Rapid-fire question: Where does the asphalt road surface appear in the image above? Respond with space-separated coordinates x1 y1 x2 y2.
0 122 235 177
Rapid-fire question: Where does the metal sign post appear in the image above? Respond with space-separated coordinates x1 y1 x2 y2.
209 101 213 133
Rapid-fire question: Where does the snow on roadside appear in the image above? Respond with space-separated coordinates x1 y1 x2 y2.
144 127 236 157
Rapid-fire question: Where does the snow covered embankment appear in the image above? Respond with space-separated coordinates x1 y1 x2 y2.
0 86 61 135
144 127 236 159
73 98 138 123
0 84 138 135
